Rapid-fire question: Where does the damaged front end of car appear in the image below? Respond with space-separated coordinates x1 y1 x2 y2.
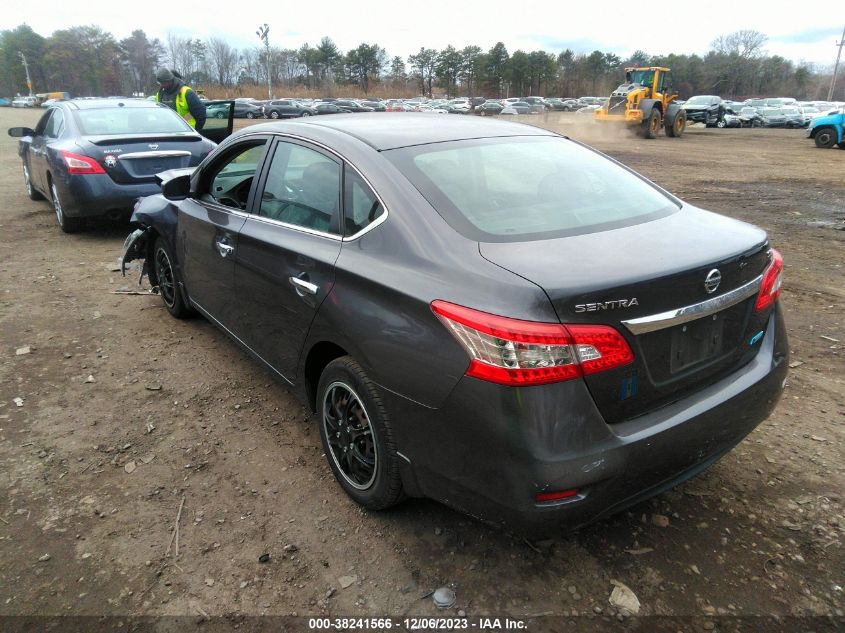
120 168 193 288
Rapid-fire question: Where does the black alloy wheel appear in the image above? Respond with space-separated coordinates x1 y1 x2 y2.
153 237 193 318
317 357 404 510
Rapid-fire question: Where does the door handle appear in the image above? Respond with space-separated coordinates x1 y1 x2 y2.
215 240 234 258
289 276 319 296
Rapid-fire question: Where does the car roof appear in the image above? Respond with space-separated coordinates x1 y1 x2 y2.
63 98 160 110
241 113 553 151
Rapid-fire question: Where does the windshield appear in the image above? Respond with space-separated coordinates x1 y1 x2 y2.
759 108 781 116
386 136 677 242
781 108 799 115
626 70 654 85
75 107 191 135
685 96 712 105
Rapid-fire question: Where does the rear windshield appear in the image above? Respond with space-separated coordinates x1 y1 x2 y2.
75 106 191 136
386 136 678 242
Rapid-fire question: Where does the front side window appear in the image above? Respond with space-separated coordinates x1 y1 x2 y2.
203 141 268 209
43 109 64 138
386 136 678 242
258 141 341 234
34 109 54 136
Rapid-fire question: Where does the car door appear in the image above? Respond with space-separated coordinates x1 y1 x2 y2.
233 137 343 380
28 108 59 193
198 100 234 144
178 136 271 328
278 100 296 117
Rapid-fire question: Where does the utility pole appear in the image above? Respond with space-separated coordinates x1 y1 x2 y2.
18 51 33 96
256 24 271 100
828 25 845 102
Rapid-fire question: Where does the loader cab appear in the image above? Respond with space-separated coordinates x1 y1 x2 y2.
625 67 673 101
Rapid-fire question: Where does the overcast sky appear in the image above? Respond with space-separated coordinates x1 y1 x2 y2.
3 2 842 68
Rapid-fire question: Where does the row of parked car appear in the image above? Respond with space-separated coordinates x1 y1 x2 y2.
677 95 844 129
215 95 613 119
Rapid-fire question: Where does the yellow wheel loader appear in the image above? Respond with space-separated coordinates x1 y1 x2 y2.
594 67 686 139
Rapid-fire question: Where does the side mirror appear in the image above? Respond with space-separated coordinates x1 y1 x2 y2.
8 127 36 138
161 173 192 201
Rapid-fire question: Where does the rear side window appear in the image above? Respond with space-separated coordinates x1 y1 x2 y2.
386 136 678 242
75 107 190 135
344 168 384 235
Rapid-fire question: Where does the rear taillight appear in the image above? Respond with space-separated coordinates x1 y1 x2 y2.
431 300 633 386
754 249 783 313
536 489 579 503
61 150 105 175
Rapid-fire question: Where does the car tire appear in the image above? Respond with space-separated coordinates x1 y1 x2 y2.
301 111 311 117
269 111 279 119
246 112 255 119
716 118 727 128
23 162 43 200
50 178 84 233
215 112 225 119
152 237 194 319
814 127 837 149
317 356 404 511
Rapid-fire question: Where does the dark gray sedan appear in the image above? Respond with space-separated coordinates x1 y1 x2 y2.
264 99 318 119
8 98 231 232
121 115 788 533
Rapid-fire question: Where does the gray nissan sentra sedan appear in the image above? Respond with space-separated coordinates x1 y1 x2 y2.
121 114 788 532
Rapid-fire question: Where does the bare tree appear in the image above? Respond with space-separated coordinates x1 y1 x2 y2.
206 37 238 86
711 30 768 59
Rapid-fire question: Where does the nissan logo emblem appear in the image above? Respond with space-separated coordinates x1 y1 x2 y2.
704 269 722 294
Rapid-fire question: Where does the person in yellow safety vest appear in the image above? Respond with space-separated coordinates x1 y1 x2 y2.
155 68 206 130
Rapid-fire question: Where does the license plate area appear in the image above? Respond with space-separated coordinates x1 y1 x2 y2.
670 313 724 374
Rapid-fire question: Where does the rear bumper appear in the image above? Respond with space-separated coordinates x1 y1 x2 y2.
56 174 159 219
384 305 788 534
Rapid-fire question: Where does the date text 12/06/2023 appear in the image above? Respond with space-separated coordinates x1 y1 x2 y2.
308 617 528 630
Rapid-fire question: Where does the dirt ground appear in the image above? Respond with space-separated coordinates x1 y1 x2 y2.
0 107 843 631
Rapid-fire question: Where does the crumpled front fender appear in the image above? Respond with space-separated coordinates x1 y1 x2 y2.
121 193 180 285
121 227 152 282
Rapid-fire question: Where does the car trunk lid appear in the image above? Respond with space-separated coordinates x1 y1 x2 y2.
76 134 207 184
478 206 773 423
